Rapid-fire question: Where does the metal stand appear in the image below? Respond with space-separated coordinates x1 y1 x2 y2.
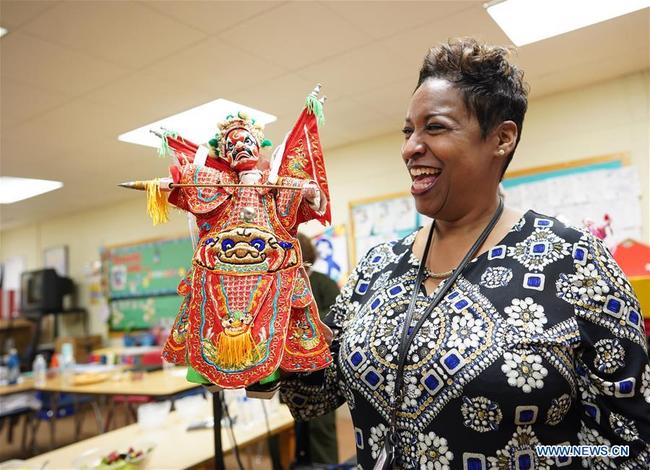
212 391 225 470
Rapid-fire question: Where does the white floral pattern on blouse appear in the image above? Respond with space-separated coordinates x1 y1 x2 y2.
280 211 650 469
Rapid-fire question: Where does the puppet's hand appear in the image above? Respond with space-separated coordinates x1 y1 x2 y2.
302 183 321 211
301 182 319 201
302 182 327 214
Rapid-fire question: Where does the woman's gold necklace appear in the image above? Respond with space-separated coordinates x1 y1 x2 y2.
425 267 454 279
424 228 454 279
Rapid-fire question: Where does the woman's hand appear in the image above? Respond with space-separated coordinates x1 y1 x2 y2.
320 322 334 345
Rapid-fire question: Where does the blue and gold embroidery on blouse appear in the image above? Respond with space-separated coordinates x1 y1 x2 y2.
281 211 650 469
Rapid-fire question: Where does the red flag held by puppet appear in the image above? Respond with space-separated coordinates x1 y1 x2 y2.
270 87 331 227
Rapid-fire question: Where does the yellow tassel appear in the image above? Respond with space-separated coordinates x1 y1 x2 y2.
145 179 169 225
215 330 259 369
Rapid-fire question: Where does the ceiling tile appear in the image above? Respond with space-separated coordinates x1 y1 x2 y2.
228 73 315 119
218 2 370 70
3 97 132 168
0 78 71 128
0 32 129 96
21 1 207 69
381 4 510 71
143 0 284 35
83 70 219 133
0 0 59 29
0 182 140 230
140 36 286 96
1 141 73 180
352 77 414 122
322 0 479 40
529 46 650 99
516 9 650 84
317 97 390 148
294 41 414 100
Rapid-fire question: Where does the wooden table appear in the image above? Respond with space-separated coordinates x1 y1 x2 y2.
92 346 162 357
25 398 296 469
36 368 197 397
0 378 36 453
0 378 34 397
35 368 201 448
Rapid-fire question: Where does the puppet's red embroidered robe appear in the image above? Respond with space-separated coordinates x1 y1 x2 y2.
162 164 332 388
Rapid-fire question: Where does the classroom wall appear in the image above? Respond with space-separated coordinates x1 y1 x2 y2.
1 70 648 338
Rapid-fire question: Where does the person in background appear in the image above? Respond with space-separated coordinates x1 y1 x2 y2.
281 38 650 468
295 233 340 466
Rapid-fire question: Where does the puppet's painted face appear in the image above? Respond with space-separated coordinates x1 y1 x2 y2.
224 128 259 171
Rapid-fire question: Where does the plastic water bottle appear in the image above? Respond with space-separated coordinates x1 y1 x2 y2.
33 354 47 387
7 348 20 385
60 342 76 385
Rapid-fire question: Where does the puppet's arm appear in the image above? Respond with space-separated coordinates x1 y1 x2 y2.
167 164 231 215
275 176 326 230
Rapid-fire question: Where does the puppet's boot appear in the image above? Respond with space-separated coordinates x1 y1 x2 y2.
161 293 191 364
280 302 333 373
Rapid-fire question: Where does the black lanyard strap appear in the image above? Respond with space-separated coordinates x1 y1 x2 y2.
387 197 504 447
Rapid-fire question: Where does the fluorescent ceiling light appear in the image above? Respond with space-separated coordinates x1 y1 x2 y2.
0 27 7 38
485 0 650 46
118 99 277 149
0 177 63 204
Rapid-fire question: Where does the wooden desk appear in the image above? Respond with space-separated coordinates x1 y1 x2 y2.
36 368 197 397
35 368 200 446
92 345 162 357
25 399 295 469
0 378 34 397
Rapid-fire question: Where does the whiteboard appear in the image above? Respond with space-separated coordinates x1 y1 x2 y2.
503 156 642 248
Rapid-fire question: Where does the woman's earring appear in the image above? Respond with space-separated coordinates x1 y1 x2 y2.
498 149 505 156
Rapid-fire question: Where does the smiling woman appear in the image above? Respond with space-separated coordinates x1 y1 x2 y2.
280 38 650 469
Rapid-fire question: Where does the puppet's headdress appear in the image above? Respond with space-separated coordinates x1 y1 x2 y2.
207 111 272 159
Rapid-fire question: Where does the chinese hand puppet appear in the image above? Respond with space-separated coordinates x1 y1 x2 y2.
154 87 333 390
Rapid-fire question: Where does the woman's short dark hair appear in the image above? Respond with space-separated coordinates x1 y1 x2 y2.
417 38 529 175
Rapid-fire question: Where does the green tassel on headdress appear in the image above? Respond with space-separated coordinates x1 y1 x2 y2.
306 94 325 126
261 139 272 148
208 135 220 156
158 130 178 158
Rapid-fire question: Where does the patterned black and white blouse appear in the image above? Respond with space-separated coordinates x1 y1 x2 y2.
280 211 650 469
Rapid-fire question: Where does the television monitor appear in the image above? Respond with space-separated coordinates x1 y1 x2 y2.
20 268 75 317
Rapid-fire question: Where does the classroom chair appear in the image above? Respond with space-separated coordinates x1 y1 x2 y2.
0 407 32 455
104 350 164 430
29 391 102 452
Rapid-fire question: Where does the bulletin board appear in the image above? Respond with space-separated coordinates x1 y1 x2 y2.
101 236 193 331
349 192 429 264
502 153 642 248
311 224 349 286
348 153 642 264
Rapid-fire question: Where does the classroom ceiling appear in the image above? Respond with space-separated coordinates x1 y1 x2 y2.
1 1 648 230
